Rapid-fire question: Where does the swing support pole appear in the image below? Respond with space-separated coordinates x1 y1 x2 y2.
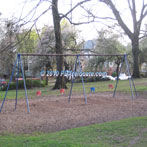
0 56 18 113
113 55 125 98
68 55 87 104
0 54 30 113
113 54 138 99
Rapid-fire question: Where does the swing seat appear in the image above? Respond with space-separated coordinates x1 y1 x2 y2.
36 90 41 96
90 87 95 93
60 89 65 94
108 84 114 89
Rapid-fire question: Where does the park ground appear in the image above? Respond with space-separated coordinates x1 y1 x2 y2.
0 78 147 146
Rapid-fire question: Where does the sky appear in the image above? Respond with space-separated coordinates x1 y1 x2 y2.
0 0 147 43
0 0 102 40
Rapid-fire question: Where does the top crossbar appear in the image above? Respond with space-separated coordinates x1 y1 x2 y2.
20 53 124 56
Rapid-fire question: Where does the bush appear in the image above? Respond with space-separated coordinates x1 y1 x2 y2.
140 72 147 78
112 72 117 77
74 76 109 83
1 79 46 91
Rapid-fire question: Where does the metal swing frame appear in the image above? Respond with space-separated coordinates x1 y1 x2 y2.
0 53 137 113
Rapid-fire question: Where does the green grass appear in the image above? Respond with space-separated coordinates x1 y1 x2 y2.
0 78 147 100
0 116 147 147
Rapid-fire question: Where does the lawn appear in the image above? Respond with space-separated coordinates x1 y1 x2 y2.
0 78 147 100
0 116 147 147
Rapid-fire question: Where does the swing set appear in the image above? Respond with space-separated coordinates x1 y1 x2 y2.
0 53 138 113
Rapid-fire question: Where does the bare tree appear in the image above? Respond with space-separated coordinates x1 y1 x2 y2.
98 0 147 78
51 0 92 89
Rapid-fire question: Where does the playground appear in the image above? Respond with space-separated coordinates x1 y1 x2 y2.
0 91 147 134
0 53 147 135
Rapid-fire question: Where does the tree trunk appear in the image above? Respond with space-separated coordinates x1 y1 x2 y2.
131 38 140 78
52 0 67 89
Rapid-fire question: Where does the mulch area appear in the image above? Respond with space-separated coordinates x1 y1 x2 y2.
0 92 147 134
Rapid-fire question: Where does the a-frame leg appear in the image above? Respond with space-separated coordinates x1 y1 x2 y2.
124 54 138 99
113 54 138 99
68 55 87 104
15 56 20 110
0 56 18 113
77 56 87 104
113 55 125 98
68 55 78 103
18 54 30 113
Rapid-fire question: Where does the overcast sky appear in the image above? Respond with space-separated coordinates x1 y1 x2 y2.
0 0 100 40
0 0 147 43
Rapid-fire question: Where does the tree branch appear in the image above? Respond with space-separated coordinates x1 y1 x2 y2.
100 0 133 39
60 0 91 19
35 24 42 44
137 1 147 34
80 4 116 21
64 15 95 25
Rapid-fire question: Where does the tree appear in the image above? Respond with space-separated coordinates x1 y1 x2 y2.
16 29 38 54
31 22 83 86
0 20 17 77
99 0 147 78
85 29 125 72
139 37 147 68
51 0 92 89
95 29 126 55
30 26 56 85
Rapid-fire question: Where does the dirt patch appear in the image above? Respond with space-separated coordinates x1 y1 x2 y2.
0 92 147 134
